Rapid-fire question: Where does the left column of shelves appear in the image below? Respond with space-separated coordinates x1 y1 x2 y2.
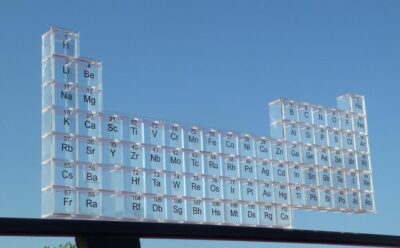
41 27 105 219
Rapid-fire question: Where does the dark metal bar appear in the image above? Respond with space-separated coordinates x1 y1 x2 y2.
0 218 398 247
75 235 141 248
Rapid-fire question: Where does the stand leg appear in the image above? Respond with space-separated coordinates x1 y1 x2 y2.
75 235 141 248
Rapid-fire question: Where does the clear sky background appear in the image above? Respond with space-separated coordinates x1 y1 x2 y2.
0 1 399 247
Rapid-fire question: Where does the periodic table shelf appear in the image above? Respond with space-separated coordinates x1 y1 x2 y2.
41 27 375 229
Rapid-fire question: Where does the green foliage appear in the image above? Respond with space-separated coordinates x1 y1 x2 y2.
44 241 76 248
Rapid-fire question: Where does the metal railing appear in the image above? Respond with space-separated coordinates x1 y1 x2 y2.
0 218 399 248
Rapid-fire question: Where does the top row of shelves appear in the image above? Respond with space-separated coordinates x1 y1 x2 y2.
269 94 367 133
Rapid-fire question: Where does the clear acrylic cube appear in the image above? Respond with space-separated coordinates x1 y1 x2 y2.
123 117 144 143
78 189 102 217
241 180 257 202
77 163 102 189
360 172 372 191
319 189 333 209
332 170 346 188
271 140 286 161
166 172 185 196
276 206 292 228
358 153 371 171
287 143 301 163
333 190 348 210
305 187 319 208
42 160 77 188
288 164 303 185
354 115 367 133
167 197 186 222
339 112 354 131
203 129 221 153
255 137 271 159
102 113 122 140
42 108 77 135
42 187 76 217
361 192 374 212
204 153 221 176
42 134 76 161
102 192 123 219
144 121 165 146
102 140 123 165
284 121 300 142
76 58 102 88
239 134 255 157
42 83 78 110
224 201 242 225
222 155 239 178
347 191 361 211
78 87 103 113
315 146 330 167
124 168 145 193
257 182 274 203
42 27 79 60
298 102 313 124
223 178 240 201
221 132 239 155
186 199 204 223
53 55 77 85
124 193 145 219
240 158 256 179
303 167 318 186
300 123 315 144
242 203 259 226
314 127 328 146
146 195 166 221
77 111 102 137
343 151 357 170
184 126 203 150
165 123 184 148
328 129 343 149
145 170 165 194
145 146 165 170
273 162 288 183
77 136 102 164
290 185 304 206
312 106 327 127
165 148 184 172
326 109 340 129
185 150 203 174
355 134 369 152
257 160 273 182
318 167 332 188
204 176 222 199
259 204 276 227
275 184 289 205
185 174 204 198
301 144 315 165
123 143 145 168
330 148 343 168
205 200 224 224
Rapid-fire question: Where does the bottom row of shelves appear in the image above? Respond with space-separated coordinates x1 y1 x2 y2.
42 187 293 228
42 186 375 228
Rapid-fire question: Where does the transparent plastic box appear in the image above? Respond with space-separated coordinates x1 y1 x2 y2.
42 27 79 60
42 187 77 217
259 204 276 227
42 28 376 224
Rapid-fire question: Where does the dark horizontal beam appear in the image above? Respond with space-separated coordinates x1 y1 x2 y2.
0 218 398 247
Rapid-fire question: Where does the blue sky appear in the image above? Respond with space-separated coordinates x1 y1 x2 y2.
0 1 399 247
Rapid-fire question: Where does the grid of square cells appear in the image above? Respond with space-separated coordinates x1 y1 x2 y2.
41 27 374 229
269 96 374 213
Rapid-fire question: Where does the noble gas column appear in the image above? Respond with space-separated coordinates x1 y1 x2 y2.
41 27 374 228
